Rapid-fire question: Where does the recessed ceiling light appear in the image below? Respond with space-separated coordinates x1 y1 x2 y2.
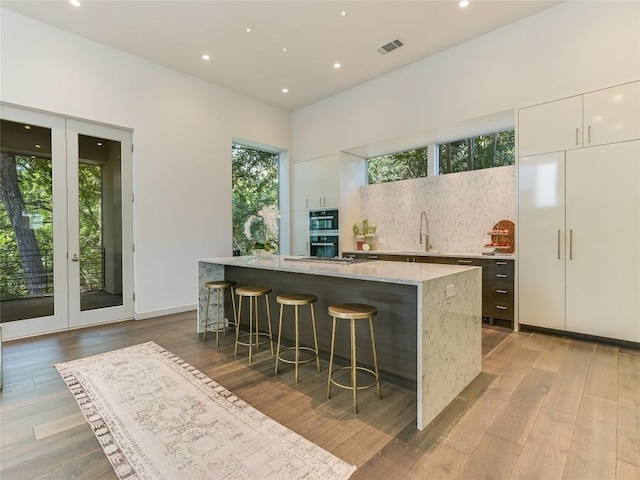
24 125 31 130
281 88 289 94
97 142 103 146
202 54 210 60
69 0 81 6
334 63 341 69
35 144 41 149
340 10 347 17
246 27 252 33
282 48 288 52
459 0 469 7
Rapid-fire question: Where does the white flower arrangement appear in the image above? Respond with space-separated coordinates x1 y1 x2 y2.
244 205 280 252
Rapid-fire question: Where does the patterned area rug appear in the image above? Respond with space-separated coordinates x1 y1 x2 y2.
55 342 355 480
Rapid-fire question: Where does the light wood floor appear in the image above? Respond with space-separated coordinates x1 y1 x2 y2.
1 312 639 480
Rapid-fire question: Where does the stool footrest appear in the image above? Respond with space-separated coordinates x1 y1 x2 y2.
329 366 379 391
276 346 319 365
236 332 272 348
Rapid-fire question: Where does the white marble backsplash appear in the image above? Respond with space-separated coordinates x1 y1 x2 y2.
360 166 515 254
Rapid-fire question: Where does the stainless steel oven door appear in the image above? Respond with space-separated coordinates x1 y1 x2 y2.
309 209 338 231
309 235 338 258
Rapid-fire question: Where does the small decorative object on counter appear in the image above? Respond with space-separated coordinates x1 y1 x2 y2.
483 220 515 255
353 219 377 250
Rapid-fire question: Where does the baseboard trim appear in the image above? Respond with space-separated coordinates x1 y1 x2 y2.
134 304 196 321
520 324 640 350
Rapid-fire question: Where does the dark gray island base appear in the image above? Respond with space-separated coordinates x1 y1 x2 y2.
198 256 481 430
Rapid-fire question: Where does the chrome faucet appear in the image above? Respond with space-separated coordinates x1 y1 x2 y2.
419 211 433 252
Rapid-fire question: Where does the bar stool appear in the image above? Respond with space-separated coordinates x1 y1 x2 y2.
234 285 274 362
327 303 382 413
275 293 321 383
203 280 237 346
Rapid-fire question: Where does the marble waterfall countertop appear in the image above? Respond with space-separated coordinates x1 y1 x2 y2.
199 255 480 284
342 249 515 260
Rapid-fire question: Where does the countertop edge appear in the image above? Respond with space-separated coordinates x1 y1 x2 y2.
342 250 515 260
199 256 481 285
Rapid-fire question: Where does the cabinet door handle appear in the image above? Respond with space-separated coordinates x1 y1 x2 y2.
557 229 561 259
569 229 573 260
496 274 508 278
575 127 579 145
496 289 508 294
305 199 308 209
458 260 473 264
369 255 379 259
588 125 591 144
496 305 508 310
496 261 507 265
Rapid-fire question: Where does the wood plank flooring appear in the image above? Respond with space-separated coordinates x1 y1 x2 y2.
1 312 639 480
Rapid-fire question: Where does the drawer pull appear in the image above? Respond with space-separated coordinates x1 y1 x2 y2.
496 289 508 294
496 261 507 265
458 260 473 264
496 274 508 278
496 305 508 310
369 255 379 259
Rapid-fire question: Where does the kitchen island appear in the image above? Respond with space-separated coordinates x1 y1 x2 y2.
198 256 481 430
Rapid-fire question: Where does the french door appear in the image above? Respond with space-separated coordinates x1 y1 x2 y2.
0 105 133 339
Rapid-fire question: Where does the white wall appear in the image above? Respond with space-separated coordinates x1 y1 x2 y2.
292 1 640 161
0 9 292 318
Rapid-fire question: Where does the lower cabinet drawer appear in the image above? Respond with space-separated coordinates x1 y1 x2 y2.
484 302 514 321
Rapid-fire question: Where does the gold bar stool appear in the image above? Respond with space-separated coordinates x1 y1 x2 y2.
275 293 321 383
203 280 237 346
327 303 382 413
234 285 274 362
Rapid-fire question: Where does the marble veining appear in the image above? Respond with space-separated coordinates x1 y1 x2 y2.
360 165 515 253
197 262 224 334
419 269 482 427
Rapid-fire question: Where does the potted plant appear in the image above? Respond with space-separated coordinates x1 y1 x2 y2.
353 219 376 250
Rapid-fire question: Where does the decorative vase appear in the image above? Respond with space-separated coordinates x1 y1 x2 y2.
355 235 365 250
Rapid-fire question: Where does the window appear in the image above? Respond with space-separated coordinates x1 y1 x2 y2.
367 147 428 184
231 144 279 255
439 130 514 175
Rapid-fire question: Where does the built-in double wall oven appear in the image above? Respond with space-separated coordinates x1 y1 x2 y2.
309 209 339 258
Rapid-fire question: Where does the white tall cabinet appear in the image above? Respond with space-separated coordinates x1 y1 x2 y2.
518 81 640 342
291 152 365 256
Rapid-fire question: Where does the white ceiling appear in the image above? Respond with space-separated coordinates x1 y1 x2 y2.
2 0 561 111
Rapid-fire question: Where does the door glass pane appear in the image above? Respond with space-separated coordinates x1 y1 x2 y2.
0 120 55 321
78 134 123 311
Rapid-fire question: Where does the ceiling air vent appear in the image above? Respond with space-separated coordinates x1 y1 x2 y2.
377 39 404 55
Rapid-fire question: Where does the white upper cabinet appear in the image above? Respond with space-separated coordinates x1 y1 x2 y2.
292 154 339 211
292 160 323 211
518 81 640 157
518 95 582 157
583 81 640 147
321 156 340 209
